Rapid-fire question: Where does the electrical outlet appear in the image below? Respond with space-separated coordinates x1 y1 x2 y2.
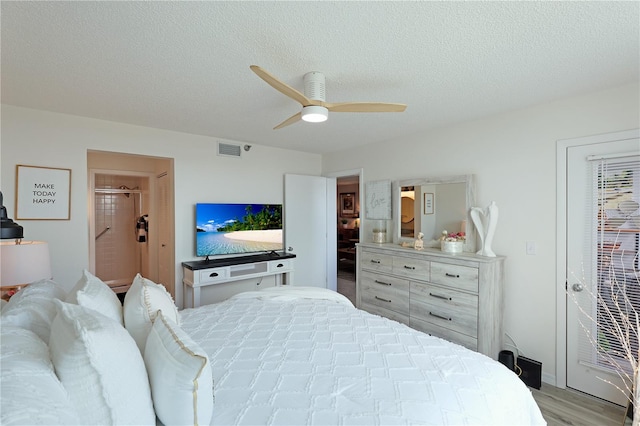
526 241 537 255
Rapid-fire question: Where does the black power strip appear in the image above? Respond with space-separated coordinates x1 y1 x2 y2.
517 356 542 389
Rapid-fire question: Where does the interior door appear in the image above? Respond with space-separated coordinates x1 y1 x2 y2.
284 174 337 290
566 133 639 405
156 172 173 295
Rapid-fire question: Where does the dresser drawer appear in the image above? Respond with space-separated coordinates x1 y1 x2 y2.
360 250 393 273
360 302 410 326
410 316 478 351
430 262 478 293
392 256 430 281
410 282 478 338
198 267 229 284
360 271 409 315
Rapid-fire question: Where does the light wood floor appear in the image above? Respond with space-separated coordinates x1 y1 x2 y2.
532 384 627 426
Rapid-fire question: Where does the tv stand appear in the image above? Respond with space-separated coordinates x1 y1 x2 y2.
182 252 296 308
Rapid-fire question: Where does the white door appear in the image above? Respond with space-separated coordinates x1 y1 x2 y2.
565 131 639 405
284 174 337 290
156 172 173 294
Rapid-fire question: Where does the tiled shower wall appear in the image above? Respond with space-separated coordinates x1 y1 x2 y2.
94 174 145 285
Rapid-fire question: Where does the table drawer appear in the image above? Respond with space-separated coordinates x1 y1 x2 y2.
430 262 478 293
198 267 229 284
392 256 430 281
360 271 409 316
410 282 478 338
360 250 393 273
268 259 293 272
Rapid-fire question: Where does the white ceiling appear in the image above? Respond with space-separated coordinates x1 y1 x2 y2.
2 1 638 155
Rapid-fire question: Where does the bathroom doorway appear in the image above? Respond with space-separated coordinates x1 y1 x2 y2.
91 172 150 295
88 151 175 297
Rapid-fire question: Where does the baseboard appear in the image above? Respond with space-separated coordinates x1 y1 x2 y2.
542 372 556 386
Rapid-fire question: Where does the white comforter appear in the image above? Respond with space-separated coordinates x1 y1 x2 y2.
180 287 546 425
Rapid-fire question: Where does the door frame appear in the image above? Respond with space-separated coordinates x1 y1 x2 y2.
325 168 364 235
556 128 640 391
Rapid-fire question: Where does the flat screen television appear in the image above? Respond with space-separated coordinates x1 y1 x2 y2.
195 203 283 258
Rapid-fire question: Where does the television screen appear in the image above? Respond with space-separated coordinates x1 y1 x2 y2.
196 203 283 257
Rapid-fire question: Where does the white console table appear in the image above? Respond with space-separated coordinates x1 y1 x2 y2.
182 252 296 308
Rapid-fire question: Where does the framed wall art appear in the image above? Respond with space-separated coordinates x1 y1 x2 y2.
16 165 71 220
340 192 357 217
364 180 391 220
424 192 434 215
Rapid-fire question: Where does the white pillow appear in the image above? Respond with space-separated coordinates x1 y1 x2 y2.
66 269 123 325
144 312 214 426
1 326 79 425
49 300 155 425
123 273 179 354
1 279 66 344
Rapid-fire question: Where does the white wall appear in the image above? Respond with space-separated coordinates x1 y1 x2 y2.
322 82 640 385
0 105 322 306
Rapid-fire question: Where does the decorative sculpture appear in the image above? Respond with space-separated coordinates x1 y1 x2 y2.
470 201 499 257
414 232 424 250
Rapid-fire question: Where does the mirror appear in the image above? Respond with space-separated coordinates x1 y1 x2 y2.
392 175 476 253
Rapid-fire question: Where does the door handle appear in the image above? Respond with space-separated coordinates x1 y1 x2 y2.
572 283 584 292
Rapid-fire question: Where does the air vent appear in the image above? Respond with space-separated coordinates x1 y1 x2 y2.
217 142 242 158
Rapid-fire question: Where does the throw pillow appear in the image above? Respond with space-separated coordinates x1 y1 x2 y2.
144 311 213 426
123 273 179 354
1 326 79 425
66 269 123 325
1 279 66 344
49 300 155 425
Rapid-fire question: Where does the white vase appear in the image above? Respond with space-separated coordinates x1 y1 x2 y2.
441 240 463 253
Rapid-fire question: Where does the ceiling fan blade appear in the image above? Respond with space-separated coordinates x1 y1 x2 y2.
274 112 302 130
250 65 311 106
325 102 407 113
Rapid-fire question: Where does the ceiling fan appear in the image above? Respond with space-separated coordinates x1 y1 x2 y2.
250 65 407 130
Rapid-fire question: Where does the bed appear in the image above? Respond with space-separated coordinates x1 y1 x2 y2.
182 287 545 425
0 273 546 425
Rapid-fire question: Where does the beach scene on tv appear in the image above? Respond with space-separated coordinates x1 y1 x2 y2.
196 203 283 256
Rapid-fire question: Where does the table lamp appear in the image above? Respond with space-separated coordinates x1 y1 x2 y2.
0 191 52 299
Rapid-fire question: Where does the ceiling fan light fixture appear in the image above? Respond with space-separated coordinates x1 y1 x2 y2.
301 106 328 123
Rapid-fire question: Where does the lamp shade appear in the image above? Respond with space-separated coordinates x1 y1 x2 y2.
0 241 52 287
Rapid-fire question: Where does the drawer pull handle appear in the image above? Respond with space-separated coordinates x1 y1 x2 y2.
429 312 451 321
374 280 392 286
370 259 381 264
404 265 416 270
375 296 392 303
445 273 460 278
209 272 219 277
429 292 452 301
276 263 284 268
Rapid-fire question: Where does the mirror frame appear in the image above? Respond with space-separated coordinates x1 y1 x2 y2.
392 174 477 253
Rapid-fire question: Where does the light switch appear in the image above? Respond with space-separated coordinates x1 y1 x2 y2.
526 241 537 255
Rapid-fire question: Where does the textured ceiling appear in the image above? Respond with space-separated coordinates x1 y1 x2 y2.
2 1 638 154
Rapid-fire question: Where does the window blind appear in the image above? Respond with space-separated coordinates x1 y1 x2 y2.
578 154 640 374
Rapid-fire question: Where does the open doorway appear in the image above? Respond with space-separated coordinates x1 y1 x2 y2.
336 174 361 306
88 150 175 298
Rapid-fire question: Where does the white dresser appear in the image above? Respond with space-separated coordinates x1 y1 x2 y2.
356 243 505 359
